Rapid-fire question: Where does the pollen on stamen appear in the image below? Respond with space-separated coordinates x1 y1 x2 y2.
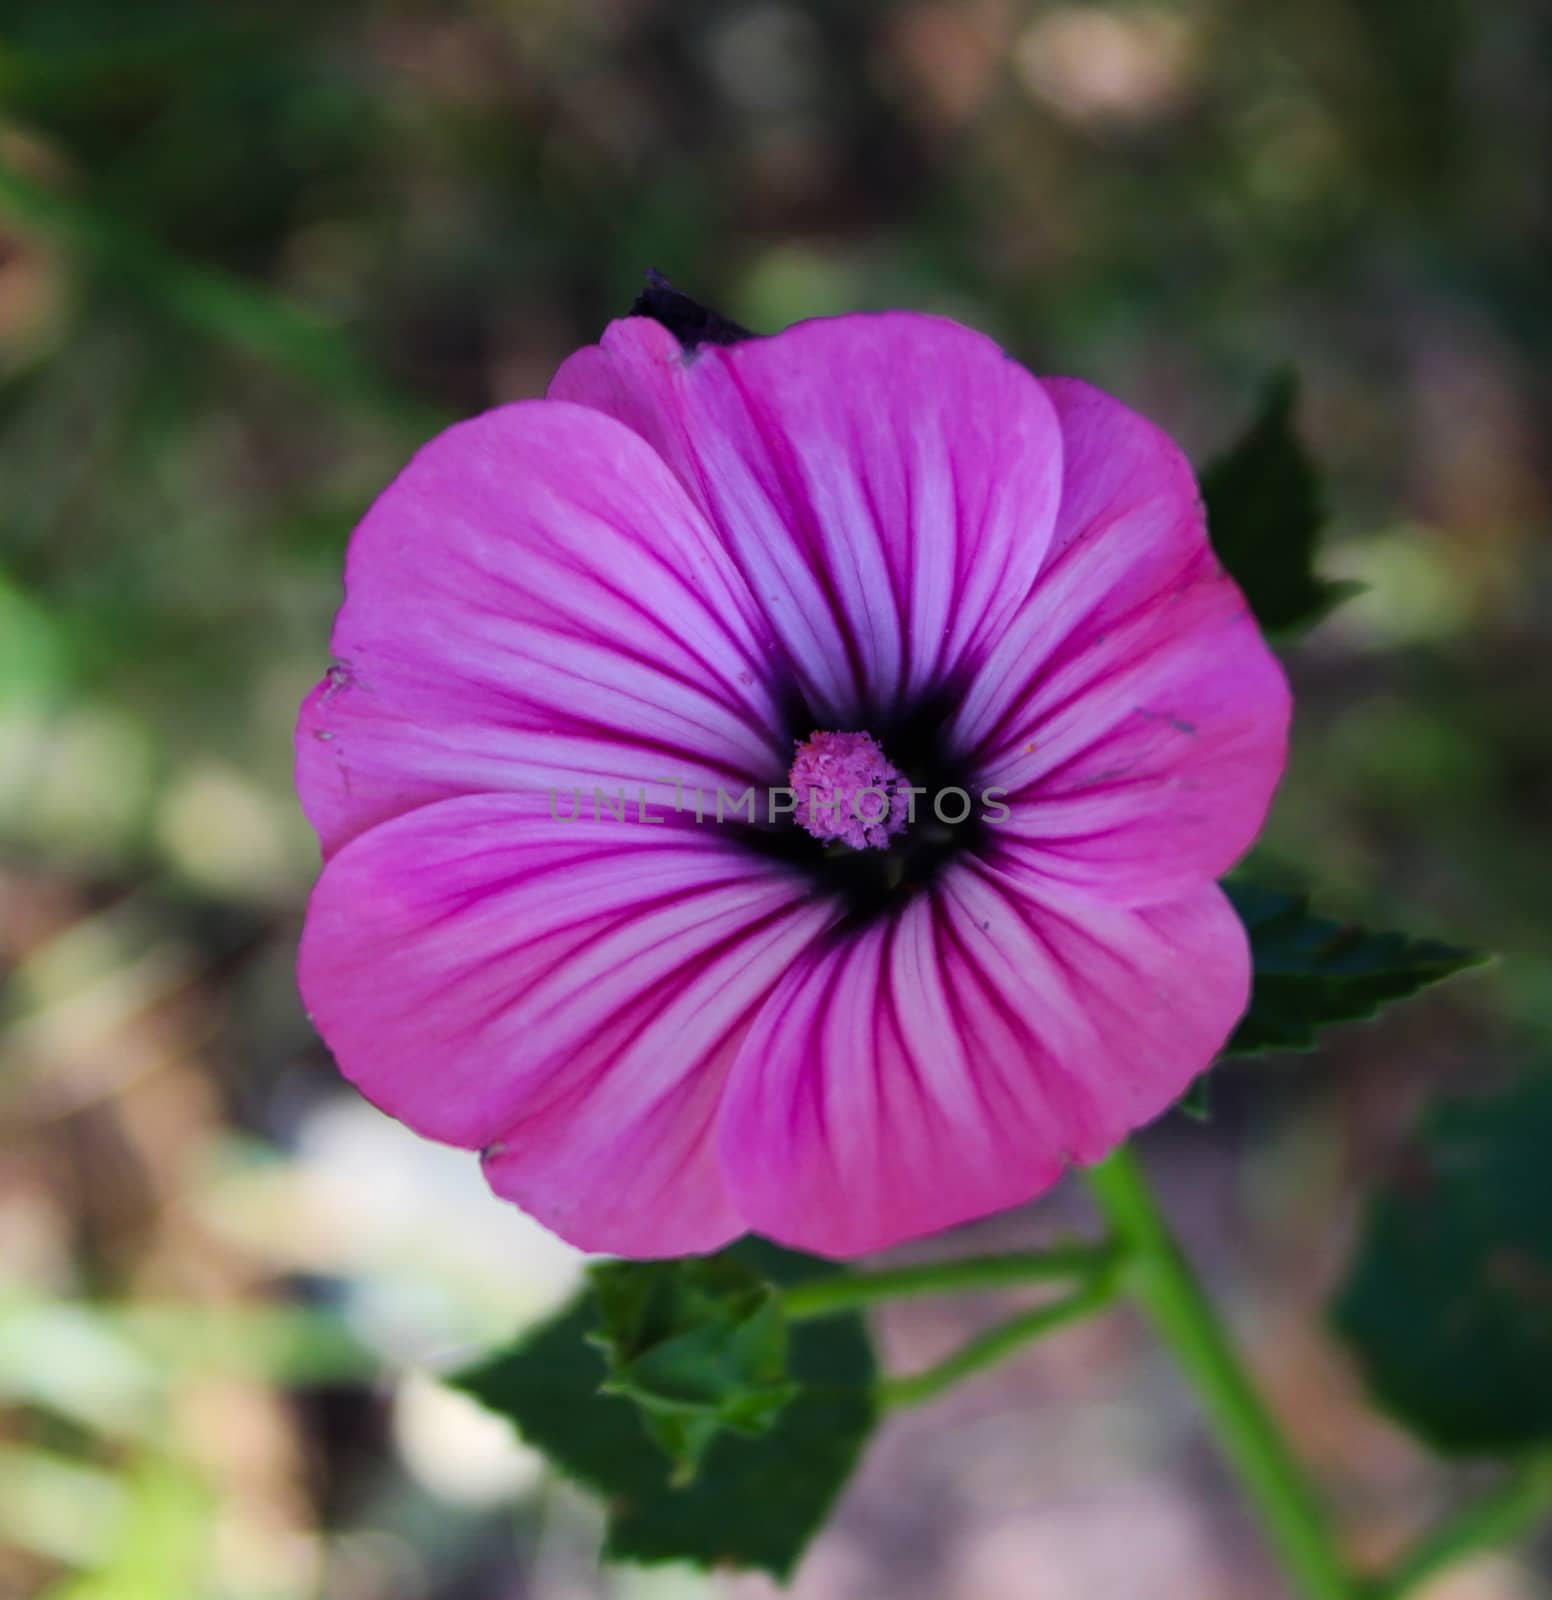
788 729 908 852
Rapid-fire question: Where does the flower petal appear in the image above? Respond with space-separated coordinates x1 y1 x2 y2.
550 312 1065 727
298 794 835 1257
297 400 788 860
718 871 1248 1258
956 379 1291 904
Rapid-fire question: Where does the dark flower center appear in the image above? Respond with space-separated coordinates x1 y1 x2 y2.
739 687 989 924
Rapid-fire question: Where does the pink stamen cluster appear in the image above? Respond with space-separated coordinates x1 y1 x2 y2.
788 729 908 852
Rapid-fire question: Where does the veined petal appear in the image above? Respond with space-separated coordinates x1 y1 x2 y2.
718 871 1248 1258
957 379 1291 904
550 312 1065 727
297 400 787 860
298 794 835 1257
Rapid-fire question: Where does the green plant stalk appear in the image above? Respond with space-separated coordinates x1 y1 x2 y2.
781 1244 1117 1321
876 1276 1118 1411
1085 1145 1355 1600
1364 1456 1552 1599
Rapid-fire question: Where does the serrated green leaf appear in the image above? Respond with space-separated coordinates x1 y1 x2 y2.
1201 373 1360 637
1333 1074 1552 1455
1223 881 1486 1056
452 1239 876 1580
588 1255 797 1481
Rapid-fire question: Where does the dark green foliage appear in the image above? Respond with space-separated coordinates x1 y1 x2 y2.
1177 1074 1214 1121
1201 374 1361 636
588 1254 797 1482
453 1240 877 1579
1334 1074 1552 1454
1223 881 1485 1055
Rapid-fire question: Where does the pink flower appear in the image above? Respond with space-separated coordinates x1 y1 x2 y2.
296 308 1289 1260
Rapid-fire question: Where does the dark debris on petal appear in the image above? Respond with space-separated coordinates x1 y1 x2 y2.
630 269 754 350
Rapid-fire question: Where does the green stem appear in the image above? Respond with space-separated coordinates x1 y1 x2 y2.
877 1276 1118 1411
1085 1145 1355 1600
1364 1457 1552 1599
781 1243 1117 1322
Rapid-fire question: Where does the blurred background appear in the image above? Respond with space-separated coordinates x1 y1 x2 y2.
1 1 1549 1596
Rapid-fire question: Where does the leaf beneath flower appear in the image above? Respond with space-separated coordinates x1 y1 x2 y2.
452 1239 877 1579
588 1254 797 1481
1333 1073 1552 1454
